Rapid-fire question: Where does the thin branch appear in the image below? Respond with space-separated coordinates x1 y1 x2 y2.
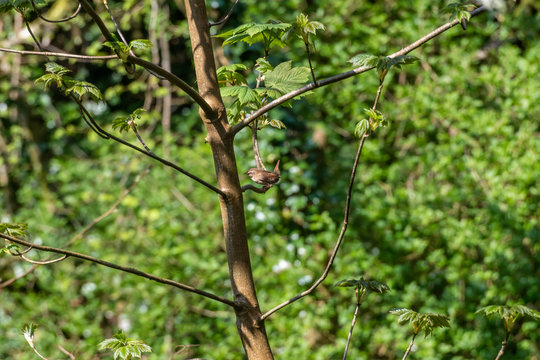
261 133 367 320
342 299 361 360
0 168 149 289
252 121 266 170
305 42 317 84
22 16 43 51
494 332 510 360
209 0 239 27
0 47 118 60
78 0 214 117
57 345 76 360
30 0 82 23
261 71 387 320
20 254 67 264
102 0 130 48
71 96 226 197
130 124 155 154
0 232 236 307
402 334 417 360
241 184 272 193
231 6 486 136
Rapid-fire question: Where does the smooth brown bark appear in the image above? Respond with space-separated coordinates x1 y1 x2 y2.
184 1 274 359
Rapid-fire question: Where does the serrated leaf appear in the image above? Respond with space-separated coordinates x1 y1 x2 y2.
217 63 249 75
268 119 286 129
255 87 284 100
255 58 273 74
264 61 310 94
0 222 28 237
44 62 71 75
217 22 291 48
220 86 260 106
112 116 130 133
0 0 46 13
64 80 103 101
349 54 379 68
354 119 370 138
129 39 152 51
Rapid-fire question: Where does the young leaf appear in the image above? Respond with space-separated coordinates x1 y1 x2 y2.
354 119 370 138
220 86 260 106
263 61 310 94
348 54 379 68
216 22 291 48
0 222 28 238
476 304 540 332
44 62 71 75
255 58 274 74
64 80 103 101
99 331 151 360
22 323 37 343
390 308 451 337
129 39 153 51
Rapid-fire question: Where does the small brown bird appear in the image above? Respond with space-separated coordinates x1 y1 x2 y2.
246 160 280 187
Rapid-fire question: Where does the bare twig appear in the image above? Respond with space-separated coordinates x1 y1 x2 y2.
305 41 317 84
241 184 272 193
231 6 487 136
342 290 361 360
0 232 235 307
252 121 266 170
494 332 510 360
0 47 118 60
20 254 67 264
102 0 130 48
22 16 43 51
402 334 417 360
57 345 76 360
70 95 226 197
209 0 239 27
30 0 82 23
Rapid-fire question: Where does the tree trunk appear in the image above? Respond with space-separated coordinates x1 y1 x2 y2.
184 1 274 359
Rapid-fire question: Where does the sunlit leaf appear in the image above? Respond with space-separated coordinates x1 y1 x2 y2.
264 61 310 94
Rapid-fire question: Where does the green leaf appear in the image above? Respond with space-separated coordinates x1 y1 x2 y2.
216 22 291 48
0 222 28 237
112 116 131 133
336 278 390 293
255 58 274 74
64 80 103 101
348 53 379 68
254 87 283 100
0 0 46 13
441 1 475 21
264 119 286 129
390 308 450 337
129 39 153 51
44 62 71 75
22 323 37 342
220 86 260 106
354 119 370 138
264 61 310 94
476 304 540 332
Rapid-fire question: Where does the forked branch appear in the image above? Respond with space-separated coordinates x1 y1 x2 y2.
0 232 235 307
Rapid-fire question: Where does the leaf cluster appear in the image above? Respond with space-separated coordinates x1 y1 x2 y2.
0 0 47 14
476 305 540 333
218 60 309 126
35 63 103 102
354 108 387 138
0 222 28 238
336 278 390 294
215 21 291 50
441 1 475 22
98 331 152 360
282 13 325 45
349 54 419 82
112 108 146 133
390 308 451 337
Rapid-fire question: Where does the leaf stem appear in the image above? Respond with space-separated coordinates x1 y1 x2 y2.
402 333 417 360
342 290 362 360
305 41 317 84
494 332 510 360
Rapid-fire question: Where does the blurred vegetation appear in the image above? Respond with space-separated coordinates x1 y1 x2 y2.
1 0 539 359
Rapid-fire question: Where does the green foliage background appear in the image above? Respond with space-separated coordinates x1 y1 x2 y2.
1 0 539 359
